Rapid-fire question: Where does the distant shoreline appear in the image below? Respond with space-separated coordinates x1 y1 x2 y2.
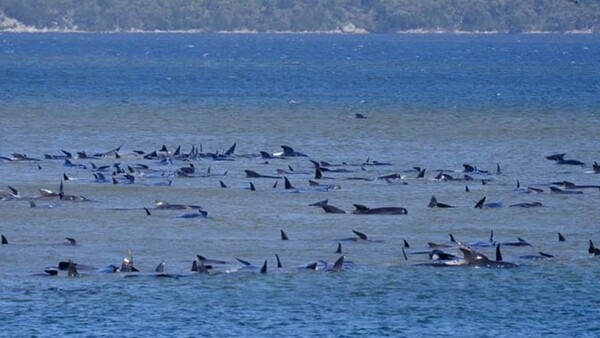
0 28 596 34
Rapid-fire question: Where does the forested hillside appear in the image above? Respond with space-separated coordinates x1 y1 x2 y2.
0 0 598 33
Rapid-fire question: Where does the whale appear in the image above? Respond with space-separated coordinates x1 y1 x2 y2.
474 197 503 209
44 149 73 160
33 268 59 276
320 204 347 214
407 247 458 261
556 181 600 190
415 245 517 268
0 186 20 201
502 237 532 247
244 170 281 179
308 180 341 191
428 196 454 208
3 153 41 162
519 252 555 260
123 261 182 279
362 157 392 166
509 202 543 208
549 187 583 194
274 254 318 271
588 240 600 256
545 153 585 165
177 209 208 219
273 145 308 158
352 204 407 215
339 230 368 242
120 250 140 273
155 200 203 210
235 258 268 273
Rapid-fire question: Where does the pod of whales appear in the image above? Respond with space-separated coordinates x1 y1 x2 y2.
2 143 600 279
319 202 407 215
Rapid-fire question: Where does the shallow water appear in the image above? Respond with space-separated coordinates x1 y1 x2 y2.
1 33 600 336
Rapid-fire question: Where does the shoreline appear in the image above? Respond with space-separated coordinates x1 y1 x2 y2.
0 28 596 35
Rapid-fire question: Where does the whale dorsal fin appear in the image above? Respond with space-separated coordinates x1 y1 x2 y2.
449 233 457 243
67 260 79 277
417 168 426 179
155 262 165 273
306 262 318 270
495 244 503 261
336 242 342 254
353 204 370 212
460 247 490 264
280 145 295 157
225 142 236 156
1 234 7 245
475 197 486 208
280 229 289 240
315 168 322 179
65 237 77 245
403 239 410 248
321 204 346 214
260 260 268 274
275 254 283 269
331 256 345 272
463 164 475 173
244 170 260 178
284 177 294 190
352 230 368 240
558 232 566 242
428 196 437 208
235 258 252 266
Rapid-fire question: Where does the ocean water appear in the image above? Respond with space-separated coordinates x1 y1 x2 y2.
1 33 600 337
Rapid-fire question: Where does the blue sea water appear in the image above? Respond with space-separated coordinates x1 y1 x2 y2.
1 33 600 337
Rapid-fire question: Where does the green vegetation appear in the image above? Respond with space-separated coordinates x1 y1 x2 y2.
0 0 598 33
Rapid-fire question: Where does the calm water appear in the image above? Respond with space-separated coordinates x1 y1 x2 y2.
1 33 600 337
